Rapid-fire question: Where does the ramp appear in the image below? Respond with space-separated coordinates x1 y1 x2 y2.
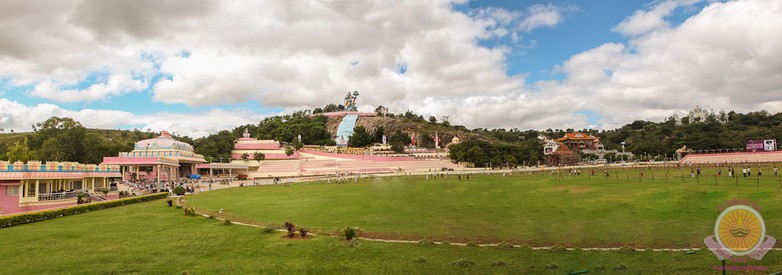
335 114 358 144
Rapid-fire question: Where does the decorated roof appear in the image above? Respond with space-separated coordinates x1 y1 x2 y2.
133 131 194 152
556 132 600 141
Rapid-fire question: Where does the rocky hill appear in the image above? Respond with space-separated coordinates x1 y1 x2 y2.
326 115 498 146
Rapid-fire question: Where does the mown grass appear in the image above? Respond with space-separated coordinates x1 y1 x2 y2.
185 164 782 248
2 199 779 274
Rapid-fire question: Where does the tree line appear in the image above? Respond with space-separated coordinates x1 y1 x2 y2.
4 110 782 166
0 117 155 164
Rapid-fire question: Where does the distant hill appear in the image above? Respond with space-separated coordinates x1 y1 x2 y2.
326 115 496 147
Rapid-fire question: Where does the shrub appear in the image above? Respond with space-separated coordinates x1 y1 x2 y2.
167 199 173 207
284 222 296 238
77 193 86 204
496 242 513 249
262 227 276 234
0 193 169 228
223 219 232 225
184 207 197 217
299 228 308 238
344 227 357 241
173 186 186 196
452 259 474 268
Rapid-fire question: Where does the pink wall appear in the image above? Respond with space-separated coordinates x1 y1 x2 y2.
22 201 77 213
232 152 299 160
0 185 22 215
234 143 281 150
300 149 415 161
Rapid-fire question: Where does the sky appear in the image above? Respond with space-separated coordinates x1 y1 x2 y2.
1 0 781 137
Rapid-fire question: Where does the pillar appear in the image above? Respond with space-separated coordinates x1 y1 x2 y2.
34 179 40 200
157 164 162 189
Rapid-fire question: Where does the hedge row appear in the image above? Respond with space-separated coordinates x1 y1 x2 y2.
0 192 169 228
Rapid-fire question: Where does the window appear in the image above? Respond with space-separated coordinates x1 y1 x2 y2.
7 185 20 196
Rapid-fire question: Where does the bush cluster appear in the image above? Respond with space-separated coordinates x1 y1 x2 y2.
184 207 197 216
285 222 296 238
0 192 169 228
173 186 186 196
344 227 357 241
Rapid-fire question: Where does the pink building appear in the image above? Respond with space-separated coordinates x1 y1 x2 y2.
101 131 206 187
0 161 120 216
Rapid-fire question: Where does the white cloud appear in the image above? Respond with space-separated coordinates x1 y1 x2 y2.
548 0 782 127
0 0 781 135
29 74 147 102
516 4 569 32
613 0 701 36
0 98 268 137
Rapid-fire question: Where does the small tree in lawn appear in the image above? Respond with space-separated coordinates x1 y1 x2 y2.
253 152 265 162
285 147 294 156
284 222 296 238
241 153 249 161
102 189 109 198
345 227 357 241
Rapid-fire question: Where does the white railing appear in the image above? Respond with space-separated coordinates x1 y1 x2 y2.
38 192 78 201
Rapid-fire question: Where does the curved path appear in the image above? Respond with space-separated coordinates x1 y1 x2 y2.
174 196 751 252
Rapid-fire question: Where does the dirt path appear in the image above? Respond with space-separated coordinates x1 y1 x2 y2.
173 196 769 252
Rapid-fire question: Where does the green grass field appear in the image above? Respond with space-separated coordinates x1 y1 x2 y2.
3 164 782 274
184 165 782 248
2 198 777 274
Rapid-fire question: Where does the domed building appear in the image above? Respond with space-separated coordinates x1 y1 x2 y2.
102 131 207 186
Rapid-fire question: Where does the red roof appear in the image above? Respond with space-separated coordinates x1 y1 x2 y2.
556 132 599 141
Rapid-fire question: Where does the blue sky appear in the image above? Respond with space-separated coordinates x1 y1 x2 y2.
1 0 779 137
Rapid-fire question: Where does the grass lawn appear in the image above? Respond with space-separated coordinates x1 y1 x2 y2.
1 198 778 274
184 165 782 248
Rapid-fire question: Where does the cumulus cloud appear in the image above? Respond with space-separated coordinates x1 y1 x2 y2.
550 0 782 127
0 0 781 135
612 0 701 36
29 74 147 102
0 98 268 137
516 4 570 32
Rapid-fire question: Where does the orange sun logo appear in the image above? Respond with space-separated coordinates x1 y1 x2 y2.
715 205 765 256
